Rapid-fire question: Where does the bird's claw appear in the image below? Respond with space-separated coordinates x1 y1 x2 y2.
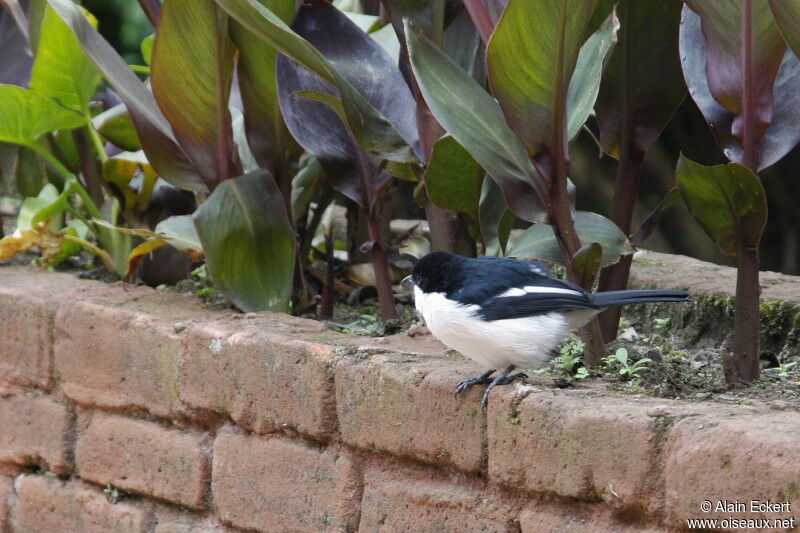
454 369 496 395
480 371 528 409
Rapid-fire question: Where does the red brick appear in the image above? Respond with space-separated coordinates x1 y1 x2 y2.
359 478 513 532
0 289 53 390
0 395 70 474
335 355 487 473
154 505 237 533
663 412 800 524
519 504 666 532
15 474 151 533
488 389 659 507
75 412 208 509
53 293 207 420
212 432 359 532
180 317 338 440
0 476 12 533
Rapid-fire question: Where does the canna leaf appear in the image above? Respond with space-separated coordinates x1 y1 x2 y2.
683 0 785 143
29 5 101 114
675 154 767 256
228 0 296 177
46 0 205 192
509 211 634 267
680 6 800 170
0 1 33 86
769 0 800 58
486 0 604 155
216 0 420 163
277 1 418 211
151 0 240 189
565 9 619 141
93 104 141 151
595 0 685 158
572 241 603 288
405 20 546 223
423 135 484 223
0 84 84 147
193 169 295 312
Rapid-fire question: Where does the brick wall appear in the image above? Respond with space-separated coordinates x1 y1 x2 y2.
0 255 798 532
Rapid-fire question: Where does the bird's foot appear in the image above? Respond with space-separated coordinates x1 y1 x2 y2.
553 378 573 389
481 365 528 408
454 369 495 395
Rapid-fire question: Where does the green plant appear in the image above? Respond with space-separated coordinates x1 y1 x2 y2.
677 1 800 383
549 339 590 380
775 361 798 379
602 347 652 385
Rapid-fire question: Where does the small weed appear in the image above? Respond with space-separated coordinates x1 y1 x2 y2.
548 338 590 379
653 317 671 331
776 361 798 379
103 484 124 504
602 348 652 386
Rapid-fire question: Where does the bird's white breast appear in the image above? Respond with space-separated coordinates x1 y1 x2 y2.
414 287 597 370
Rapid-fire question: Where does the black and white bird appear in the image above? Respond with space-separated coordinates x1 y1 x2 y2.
400 251 689 407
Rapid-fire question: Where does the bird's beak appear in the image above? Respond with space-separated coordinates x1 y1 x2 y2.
400 275 415 293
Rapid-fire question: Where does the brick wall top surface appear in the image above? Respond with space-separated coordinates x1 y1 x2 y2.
1 257 799 532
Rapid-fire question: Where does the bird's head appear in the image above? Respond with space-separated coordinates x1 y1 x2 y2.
401 251 465 294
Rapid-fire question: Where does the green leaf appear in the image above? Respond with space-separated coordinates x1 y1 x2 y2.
29 5 100 114
0 84 84 147
193 169 295 312
566 10 619 141
151 0 239 189
675 154 767 256
46 0 205 192
290 152 326 223
405 20 546 223
229 0 296 175
479 176 513 256
17 183 60 230
15 146 47 197
216 0 420 164
141 33 154 65
423 135 484 222
94 215 203 279
596 0 685 158
770 0 800 57
486 0 603 155
93 104 141 151
572 241 602 288
509 211 634 267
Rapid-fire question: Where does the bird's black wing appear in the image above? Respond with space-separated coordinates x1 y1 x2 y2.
447 257 597 321
476 290 598 321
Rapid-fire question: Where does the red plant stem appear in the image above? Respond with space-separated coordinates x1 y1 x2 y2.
367 215 400 320
546 18 606 365
137 0 162 27
730 0 761 383
320 232 334 319
597 141 645 341
463 0 495 45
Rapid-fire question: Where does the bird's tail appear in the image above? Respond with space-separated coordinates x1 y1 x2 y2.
590 289 689 308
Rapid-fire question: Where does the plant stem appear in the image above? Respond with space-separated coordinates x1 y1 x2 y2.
597 147 645 341
729 0 761 382
366 214 400 320
320 232 334 319
732 245 760 382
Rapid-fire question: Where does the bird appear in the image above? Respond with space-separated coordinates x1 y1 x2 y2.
400 251 689 407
